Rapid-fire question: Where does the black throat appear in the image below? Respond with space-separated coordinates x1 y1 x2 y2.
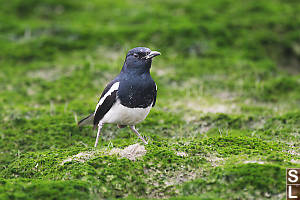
117 69 156 108
121 59 152 75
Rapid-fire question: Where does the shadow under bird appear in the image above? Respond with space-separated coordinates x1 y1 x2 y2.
78 47 161 147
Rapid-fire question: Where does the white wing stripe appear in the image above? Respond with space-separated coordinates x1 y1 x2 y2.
94 82 119 114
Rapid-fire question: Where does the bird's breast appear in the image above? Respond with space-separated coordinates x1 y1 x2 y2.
118 79 156 108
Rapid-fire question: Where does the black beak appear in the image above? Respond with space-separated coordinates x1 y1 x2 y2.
145 51 161 59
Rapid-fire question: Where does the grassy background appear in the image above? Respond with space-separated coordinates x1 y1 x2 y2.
0 0 299 199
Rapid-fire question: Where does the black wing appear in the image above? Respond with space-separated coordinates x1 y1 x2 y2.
93 80 118 128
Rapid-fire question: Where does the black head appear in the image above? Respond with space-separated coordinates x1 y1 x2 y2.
122 47 160 74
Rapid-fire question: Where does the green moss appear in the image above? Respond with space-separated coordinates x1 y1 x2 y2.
259 77 300 101
202 136 284 157
261 111 300 142
1 0 300 198
200 113 256 130
120 196 220 200
0 142 201 198
180 163 285 199
0 179 91 200
1 136 292 198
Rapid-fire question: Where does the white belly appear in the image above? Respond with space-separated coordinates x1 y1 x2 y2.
101 100 152 125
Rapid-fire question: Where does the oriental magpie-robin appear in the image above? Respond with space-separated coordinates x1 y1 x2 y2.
78 47 160 147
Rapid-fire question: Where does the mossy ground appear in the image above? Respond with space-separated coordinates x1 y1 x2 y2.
0 0 299 199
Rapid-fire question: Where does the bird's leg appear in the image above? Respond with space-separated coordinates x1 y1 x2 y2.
130 126 148 145
94 123 103 147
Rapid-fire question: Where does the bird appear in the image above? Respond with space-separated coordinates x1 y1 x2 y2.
78 47 160 147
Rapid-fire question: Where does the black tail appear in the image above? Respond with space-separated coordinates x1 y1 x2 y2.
78 113 94 127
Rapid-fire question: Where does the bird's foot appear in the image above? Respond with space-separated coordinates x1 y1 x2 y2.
117 124 127 129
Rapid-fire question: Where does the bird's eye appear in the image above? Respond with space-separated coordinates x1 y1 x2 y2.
133 53 139 58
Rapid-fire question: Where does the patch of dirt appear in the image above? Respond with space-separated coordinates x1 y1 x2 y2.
287 149 300 156
249 119 266 129
144 166 202 198
60 143 146 165
61 151 96 165
243 160 265 164
27 66 75 81
206 154 225 167
154 66 175 77
291 159 300 164
144 153 225 198
214 91 238 101
176 152 187 157
171 90 239 119
179 97 238 116
198 104 237 114
95 46 123 62
112 143 147 161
